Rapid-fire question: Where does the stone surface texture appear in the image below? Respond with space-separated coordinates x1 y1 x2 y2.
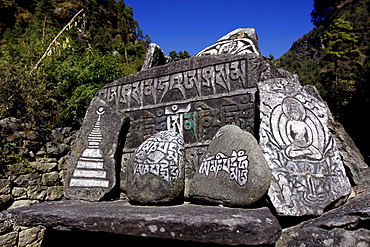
189 125 271 206
259 77 352 216
126 131 185 204
64 96 129 201
141 43 173 71
196 28 261 56
276 189 370 247
0 200 281 246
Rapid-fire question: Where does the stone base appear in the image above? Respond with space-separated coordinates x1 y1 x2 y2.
1 200 281 246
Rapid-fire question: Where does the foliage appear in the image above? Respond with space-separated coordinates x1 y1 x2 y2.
311 0 345 26
277 0 370 160
169 50 191 61
0 0 148 128
316 19 362 116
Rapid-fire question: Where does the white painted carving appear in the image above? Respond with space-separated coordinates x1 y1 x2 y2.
70 107 109 188
133 131 184 182
198 150 249 186
259 79 352 216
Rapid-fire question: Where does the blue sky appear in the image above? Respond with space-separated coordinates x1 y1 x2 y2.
124 0 315 59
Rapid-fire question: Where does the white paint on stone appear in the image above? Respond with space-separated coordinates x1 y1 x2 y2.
69 178 109 188
73 169 106 178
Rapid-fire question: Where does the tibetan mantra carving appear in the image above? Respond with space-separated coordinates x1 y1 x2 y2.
259 78 352 216
132 131 184 183
100 54 259 169
198 150 249 186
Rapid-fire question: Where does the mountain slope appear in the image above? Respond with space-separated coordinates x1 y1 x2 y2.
276 0 370 163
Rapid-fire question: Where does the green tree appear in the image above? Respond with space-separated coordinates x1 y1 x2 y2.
169 50 191 61
316 19 362 118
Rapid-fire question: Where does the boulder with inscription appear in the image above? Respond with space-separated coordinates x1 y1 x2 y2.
258 77 352 216
189 125 271 206
196 28 261 56
64 97 129 201
126 131 185 204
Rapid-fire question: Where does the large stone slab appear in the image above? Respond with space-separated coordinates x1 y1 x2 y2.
126 131 185 204
189 125 271 206
64 97 129 201
258 78 352 216
0 200 282 246
94 53 281 191
276 190 370 246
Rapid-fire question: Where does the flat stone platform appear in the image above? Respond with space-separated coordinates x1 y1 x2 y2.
0 200 281 246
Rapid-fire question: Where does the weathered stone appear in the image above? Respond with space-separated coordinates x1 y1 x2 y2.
45 186 64 201
189 125 271 206
258 78 352 216
7 200 38 210
12 187 27 199
1 200 282 246
0 231 17 247
64 96 129 201
41 171 59 186
276 190 370 246
45 142 69 157
0 117 21 131
126 131 185 204
103 54 280 195
18 227 45 247
196 28 261 57
13 174 41 187
27 185 47 200
141 43 172 71
0 179 11 194
30 161 57 173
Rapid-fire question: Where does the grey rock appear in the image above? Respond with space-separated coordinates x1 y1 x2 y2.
18 227 45 247
141 43 172 71
45 186 64 201
12 187 27 199
64 96 129 201
45 142 69 157
276 190 370 247
0 179 11 194
27 185 47 200
13 174 41 187
0 117 21 131
30 161 57 173
41 171 59 186
1 200 281 246
189 125 271 206
258 78 352 216
7 200 38 210
126 131 185 204
195 28 261 56
0 231 17 247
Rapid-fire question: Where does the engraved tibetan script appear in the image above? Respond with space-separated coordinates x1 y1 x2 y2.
199 150 249 186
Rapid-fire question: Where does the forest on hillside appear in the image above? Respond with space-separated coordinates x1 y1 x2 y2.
1 0 369 161
277 0 370 161
0 0 150 128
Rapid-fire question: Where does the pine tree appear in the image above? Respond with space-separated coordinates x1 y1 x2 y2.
317 18 362 117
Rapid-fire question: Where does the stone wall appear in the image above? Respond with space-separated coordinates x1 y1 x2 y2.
0 117 76 246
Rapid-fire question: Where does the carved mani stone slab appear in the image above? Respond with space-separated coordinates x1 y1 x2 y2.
101 54 268 190
258 78 352 216
64 97 129 201
189 125 271 206
126 131 185 204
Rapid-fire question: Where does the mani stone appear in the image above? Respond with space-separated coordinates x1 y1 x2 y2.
258 77 352 216
195 28 261 57
126 131 185 204
189 125 271 207
64 96 129 201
